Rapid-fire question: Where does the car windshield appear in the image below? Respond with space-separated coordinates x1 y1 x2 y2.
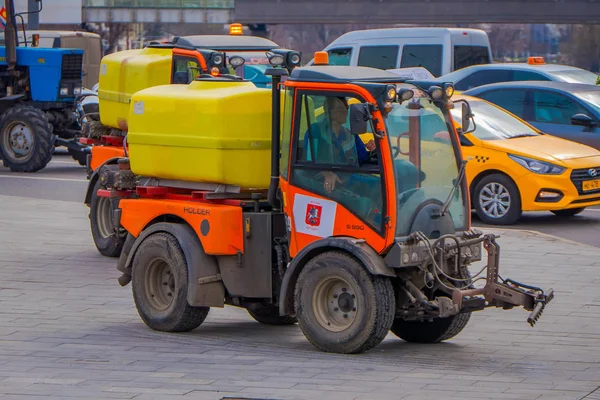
384 94 467 237
450 99 539 140
548 69 599 85
573 90 600 114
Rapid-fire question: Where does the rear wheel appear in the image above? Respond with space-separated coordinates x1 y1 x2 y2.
0 105 54 172
89 178 125 257
247 304 297 325
132 232 210 332
551 207 585 217
294 251 395 354
390 312 471 343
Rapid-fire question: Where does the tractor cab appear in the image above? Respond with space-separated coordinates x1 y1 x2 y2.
275 52 471 255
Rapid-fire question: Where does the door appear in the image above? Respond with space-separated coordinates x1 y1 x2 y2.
530 89 600 149
284 89 389 254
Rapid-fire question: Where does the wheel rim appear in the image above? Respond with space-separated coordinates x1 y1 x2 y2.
2 121 34 161
144 258 175 312
312 276 358 332
96 197 114 239
479 182 511 219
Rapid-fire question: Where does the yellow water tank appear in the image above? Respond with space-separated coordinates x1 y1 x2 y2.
127 80 274 189
98 47 173 131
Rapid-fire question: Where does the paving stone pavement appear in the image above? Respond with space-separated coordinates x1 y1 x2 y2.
0 194 599 400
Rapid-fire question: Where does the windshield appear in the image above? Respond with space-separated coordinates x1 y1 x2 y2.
573 91 600 115
549 69 599 85
225 51 272 87
385 95 467 237
450 99 539 140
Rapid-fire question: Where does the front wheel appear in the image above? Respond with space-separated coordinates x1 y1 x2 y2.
390 312 471 343
0 105 54 172
473 173 522 225
551 207 585 217
131 231 210 332
294 251 395 354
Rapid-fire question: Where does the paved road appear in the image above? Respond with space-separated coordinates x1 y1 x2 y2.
1 193 599 399
2 153 599 248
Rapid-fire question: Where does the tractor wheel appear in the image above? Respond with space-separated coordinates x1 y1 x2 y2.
473 173 522 225
89 178 125 257
131 231 210 332
0 105 54 172
390 312 471 344
551 208 585 217
294 251 395 354
247 304 297 325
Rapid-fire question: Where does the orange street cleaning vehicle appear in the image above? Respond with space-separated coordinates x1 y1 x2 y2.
82 26 282 257
96 50 553 354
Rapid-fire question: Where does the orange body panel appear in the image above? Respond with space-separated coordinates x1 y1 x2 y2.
90 145 126 171
119 198 244 255
280 81 398 256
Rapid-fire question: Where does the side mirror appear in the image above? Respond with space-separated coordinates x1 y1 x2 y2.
461 102 472 134
571 113 597 128
349 103 370 136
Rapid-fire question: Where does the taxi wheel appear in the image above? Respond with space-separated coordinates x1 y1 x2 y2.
551 208 585 217
473 173 521 225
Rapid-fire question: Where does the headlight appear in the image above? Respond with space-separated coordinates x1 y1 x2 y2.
212 54 223 66
60 87 68 96
428 86 443 100
508 154 566 174
268 54 285 66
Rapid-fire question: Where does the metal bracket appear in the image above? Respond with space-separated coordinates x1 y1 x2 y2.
197 274 222 285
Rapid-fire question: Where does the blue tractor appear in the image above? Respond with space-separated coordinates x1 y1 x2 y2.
0 0 87 172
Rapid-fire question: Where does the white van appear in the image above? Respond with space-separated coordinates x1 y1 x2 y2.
311 27 493 77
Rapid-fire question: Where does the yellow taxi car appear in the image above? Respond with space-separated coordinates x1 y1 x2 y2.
446 94 600 225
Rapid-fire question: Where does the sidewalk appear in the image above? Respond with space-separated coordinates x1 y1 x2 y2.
0 194 599 400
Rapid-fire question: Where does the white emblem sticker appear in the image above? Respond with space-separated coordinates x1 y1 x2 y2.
133 101 144 115
292 194 337 238
101 64 107 75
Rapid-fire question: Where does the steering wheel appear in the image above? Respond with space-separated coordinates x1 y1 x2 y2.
395 132 411 157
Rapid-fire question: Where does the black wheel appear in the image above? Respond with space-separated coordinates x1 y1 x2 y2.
0 105 54 172
390 312 471 344
131 231 210 332
473 173 521 225
391 268 472 344
294 251 395 354
551 207 585 217
247 304 297 325
89 178 125 257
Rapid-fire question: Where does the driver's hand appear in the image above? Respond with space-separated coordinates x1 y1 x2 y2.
321 171 342 193
366 140 376 152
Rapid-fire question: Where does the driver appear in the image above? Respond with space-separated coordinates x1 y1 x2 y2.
304 96 376 193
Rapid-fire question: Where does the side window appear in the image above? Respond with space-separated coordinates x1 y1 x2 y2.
400 45 443 77
279 87 294 181
532 91 588 124
292 93 384 231
453 46 491 71
327 48 352 66
172 56 199 84
357 45 399 70
478 89 528 117
456 69 512 90
513 70 551 82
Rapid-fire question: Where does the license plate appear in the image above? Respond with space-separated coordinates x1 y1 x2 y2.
582 179 600 191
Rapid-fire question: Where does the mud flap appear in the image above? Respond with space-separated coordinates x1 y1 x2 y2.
116 222 225 308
